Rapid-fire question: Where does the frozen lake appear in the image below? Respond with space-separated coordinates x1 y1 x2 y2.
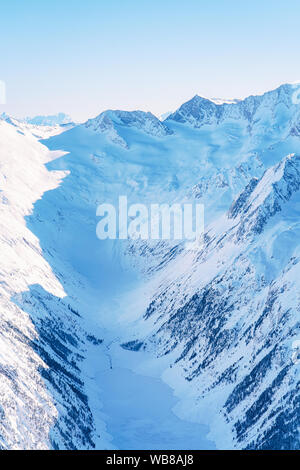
92 345 215 450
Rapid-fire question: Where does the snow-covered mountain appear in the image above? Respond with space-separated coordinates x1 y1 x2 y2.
1 83 300 449
166 84 300 132
84 110 173 148
140 153 300 449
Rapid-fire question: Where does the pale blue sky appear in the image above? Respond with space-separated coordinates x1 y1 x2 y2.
1 0 300 121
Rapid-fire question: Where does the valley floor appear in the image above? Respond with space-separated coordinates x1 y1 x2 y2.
85 339 215 450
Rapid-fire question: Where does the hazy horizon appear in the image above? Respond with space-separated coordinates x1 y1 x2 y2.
1 0 300 121
2 80 300 124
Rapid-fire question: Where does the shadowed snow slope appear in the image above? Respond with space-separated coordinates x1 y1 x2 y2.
0 120 99 449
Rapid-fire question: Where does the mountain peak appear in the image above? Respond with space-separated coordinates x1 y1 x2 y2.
167 83 300 128
84 109 173 148
166 95 218 126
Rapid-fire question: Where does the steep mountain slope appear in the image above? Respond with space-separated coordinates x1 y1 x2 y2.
137 154 300 449
0 120 106 449
1 83 300 449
